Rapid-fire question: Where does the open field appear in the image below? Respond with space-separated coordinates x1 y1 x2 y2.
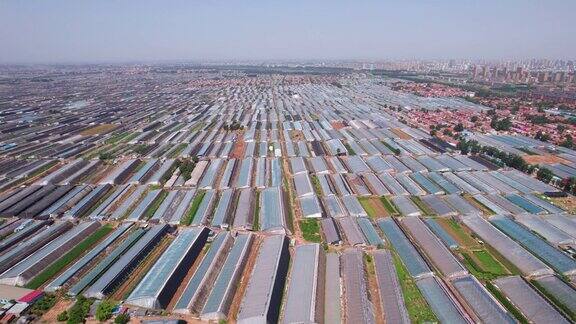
390 128 412 140
112 236 173 301
410 196 435 216
26 225 114 289
523 154 569 164
358 196 391 218
181 191 206 225
436 218 512 280
300 219 321 243
391 250 437 323
80 124 118 136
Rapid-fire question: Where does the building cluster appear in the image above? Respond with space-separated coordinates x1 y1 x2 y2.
391 81 474 98
0 65 575 323
471 65 576 85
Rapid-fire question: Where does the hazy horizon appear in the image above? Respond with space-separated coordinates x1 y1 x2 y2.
1 0 575 64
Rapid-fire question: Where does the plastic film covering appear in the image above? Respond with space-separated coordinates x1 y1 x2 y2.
421 194 456 216
391 196 421 217
201 233 253 321
400 217 467 278
260 186 286 233
237 235 290 324
489 215 576 275
0 221 100 286
533 276 576 315
45 223 132 292
341 195 368 217
513 213 574 245
377 218 431 278
505 194 545 214
424 218 458 249
338 217 366 246
283 244 324 324
415 276 467 324
494 276 570 324
461 215 552 277
173 232 233 313
211 189 234 227
125 227 209 309
299 195 322 218
68 228 145 296
451 275 514 323
427 172 461 194
83 224 168 299
341 249 375 324
322 195 346 218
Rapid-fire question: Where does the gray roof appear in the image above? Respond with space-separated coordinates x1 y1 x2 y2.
201 233 254 321
125 227 209 309
84 224 168 299
283 244 323 324
237 235 289 324
341 249 375 324
494 276 570 324
372 250 410 324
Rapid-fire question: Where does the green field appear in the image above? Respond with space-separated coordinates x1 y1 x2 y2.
167 143 187 158
358 197 378 218
461 251 504 281
310 175 323 196
143 190 168 220
253 191 261 231
300 219 321 243
410 196 434 216
439 218 477 247
26 224 114 289
344 143 356 155
473 250 506 274
282 177 295 232
380 196 399 215
464 194 496 215
391 251 438 323
181 190 206 225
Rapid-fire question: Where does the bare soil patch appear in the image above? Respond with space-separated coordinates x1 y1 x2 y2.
390 128 412 140
523 154 568 164
80 124 118 136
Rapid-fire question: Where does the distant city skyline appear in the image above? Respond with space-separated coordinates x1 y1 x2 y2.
1 0 575 64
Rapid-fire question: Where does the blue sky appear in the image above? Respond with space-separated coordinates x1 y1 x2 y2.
1 0 574 63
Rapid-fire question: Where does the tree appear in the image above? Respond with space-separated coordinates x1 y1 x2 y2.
537 167 554 183
98 152 113 161
561 135 574 149
557 124 566 133
470 116 479 123
133 144 149 155
67 296 92 324
562 177 576 193
457 140 470 155
490 117 512 131
57 311 68 322
96 300 116 322
454 123 464 132
115 313 130 324
528 114 550 125
535 131 550 142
